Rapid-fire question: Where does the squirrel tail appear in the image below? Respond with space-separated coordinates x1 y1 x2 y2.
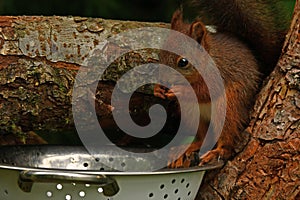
185 0 295 75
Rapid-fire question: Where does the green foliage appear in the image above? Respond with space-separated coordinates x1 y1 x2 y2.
0 0 181 22
275 0 297 30
0 0 295 22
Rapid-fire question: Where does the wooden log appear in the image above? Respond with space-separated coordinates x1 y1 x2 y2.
0 16 168 143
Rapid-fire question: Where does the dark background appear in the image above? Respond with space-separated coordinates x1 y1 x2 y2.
0 0 295 23
0 0 182 22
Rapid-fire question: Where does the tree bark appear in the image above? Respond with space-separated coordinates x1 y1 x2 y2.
197 1 300 199
0 16 168 144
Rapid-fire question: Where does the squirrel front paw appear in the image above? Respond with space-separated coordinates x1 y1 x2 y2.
168 151 199 168
199 147 232 166
167 142 202 168
154 84 168 99
168 147 199 168
165 85 194 100
154 84 193 101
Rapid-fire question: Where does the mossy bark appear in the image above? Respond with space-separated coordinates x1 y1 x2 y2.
0 16 168 143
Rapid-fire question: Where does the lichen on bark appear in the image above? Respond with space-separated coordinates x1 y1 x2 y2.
0 16 168 143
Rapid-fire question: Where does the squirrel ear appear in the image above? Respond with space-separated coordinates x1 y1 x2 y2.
190 21 209 50
171 9 184 30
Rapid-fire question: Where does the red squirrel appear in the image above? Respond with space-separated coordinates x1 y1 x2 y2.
154 1 292 167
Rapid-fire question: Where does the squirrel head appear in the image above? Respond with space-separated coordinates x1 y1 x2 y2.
157 10 211 100
158 9 211 81
171 9 209 51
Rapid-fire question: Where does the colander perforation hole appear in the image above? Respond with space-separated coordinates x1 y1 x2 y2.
163 194 168 199
46 191 53 198
187 191 191 196
160 184 165 189
148 193 154 198
181 178 185 183
95 158 100 162
186 183 190 188
98 187 103 193
4 189 8 195
109 157 114 162
65 194 72 200
56 184 63 190
121 162 126 167
79 191 86 197
83 162 89 167
171 179 176 184
174 188 179 194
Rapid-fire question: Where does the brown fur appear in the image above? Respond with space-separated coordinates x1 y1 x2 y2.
154 10 262 167
189 0 292 74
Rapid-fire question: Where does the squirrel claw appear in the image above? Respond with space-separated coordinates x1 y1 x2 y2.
168 151 199 168
164 92 177 99
199 148 230 166
166 85 193 100
167 143 201 168
154 84 167 99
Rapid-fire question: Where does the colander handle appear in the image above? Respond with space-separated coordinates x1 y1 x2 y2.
18 170 119 196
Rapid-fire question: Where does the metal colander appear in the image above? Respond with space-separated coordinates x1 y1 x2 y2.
0 145 222 200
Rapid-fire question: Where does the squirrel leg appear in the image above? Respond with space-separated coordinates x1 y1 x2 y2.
199 83 245 165
163 84 211 168
168 140 202 168
199 118 236 165
199 125 236 166
168 116 208 168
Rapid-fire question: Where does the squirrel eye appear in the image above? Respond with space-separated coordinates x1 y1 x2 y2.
177 57 189 68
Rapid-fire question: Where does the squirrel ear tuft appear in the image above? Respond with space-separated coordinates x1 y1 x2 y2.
190 21 208 49
171 9 184 30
